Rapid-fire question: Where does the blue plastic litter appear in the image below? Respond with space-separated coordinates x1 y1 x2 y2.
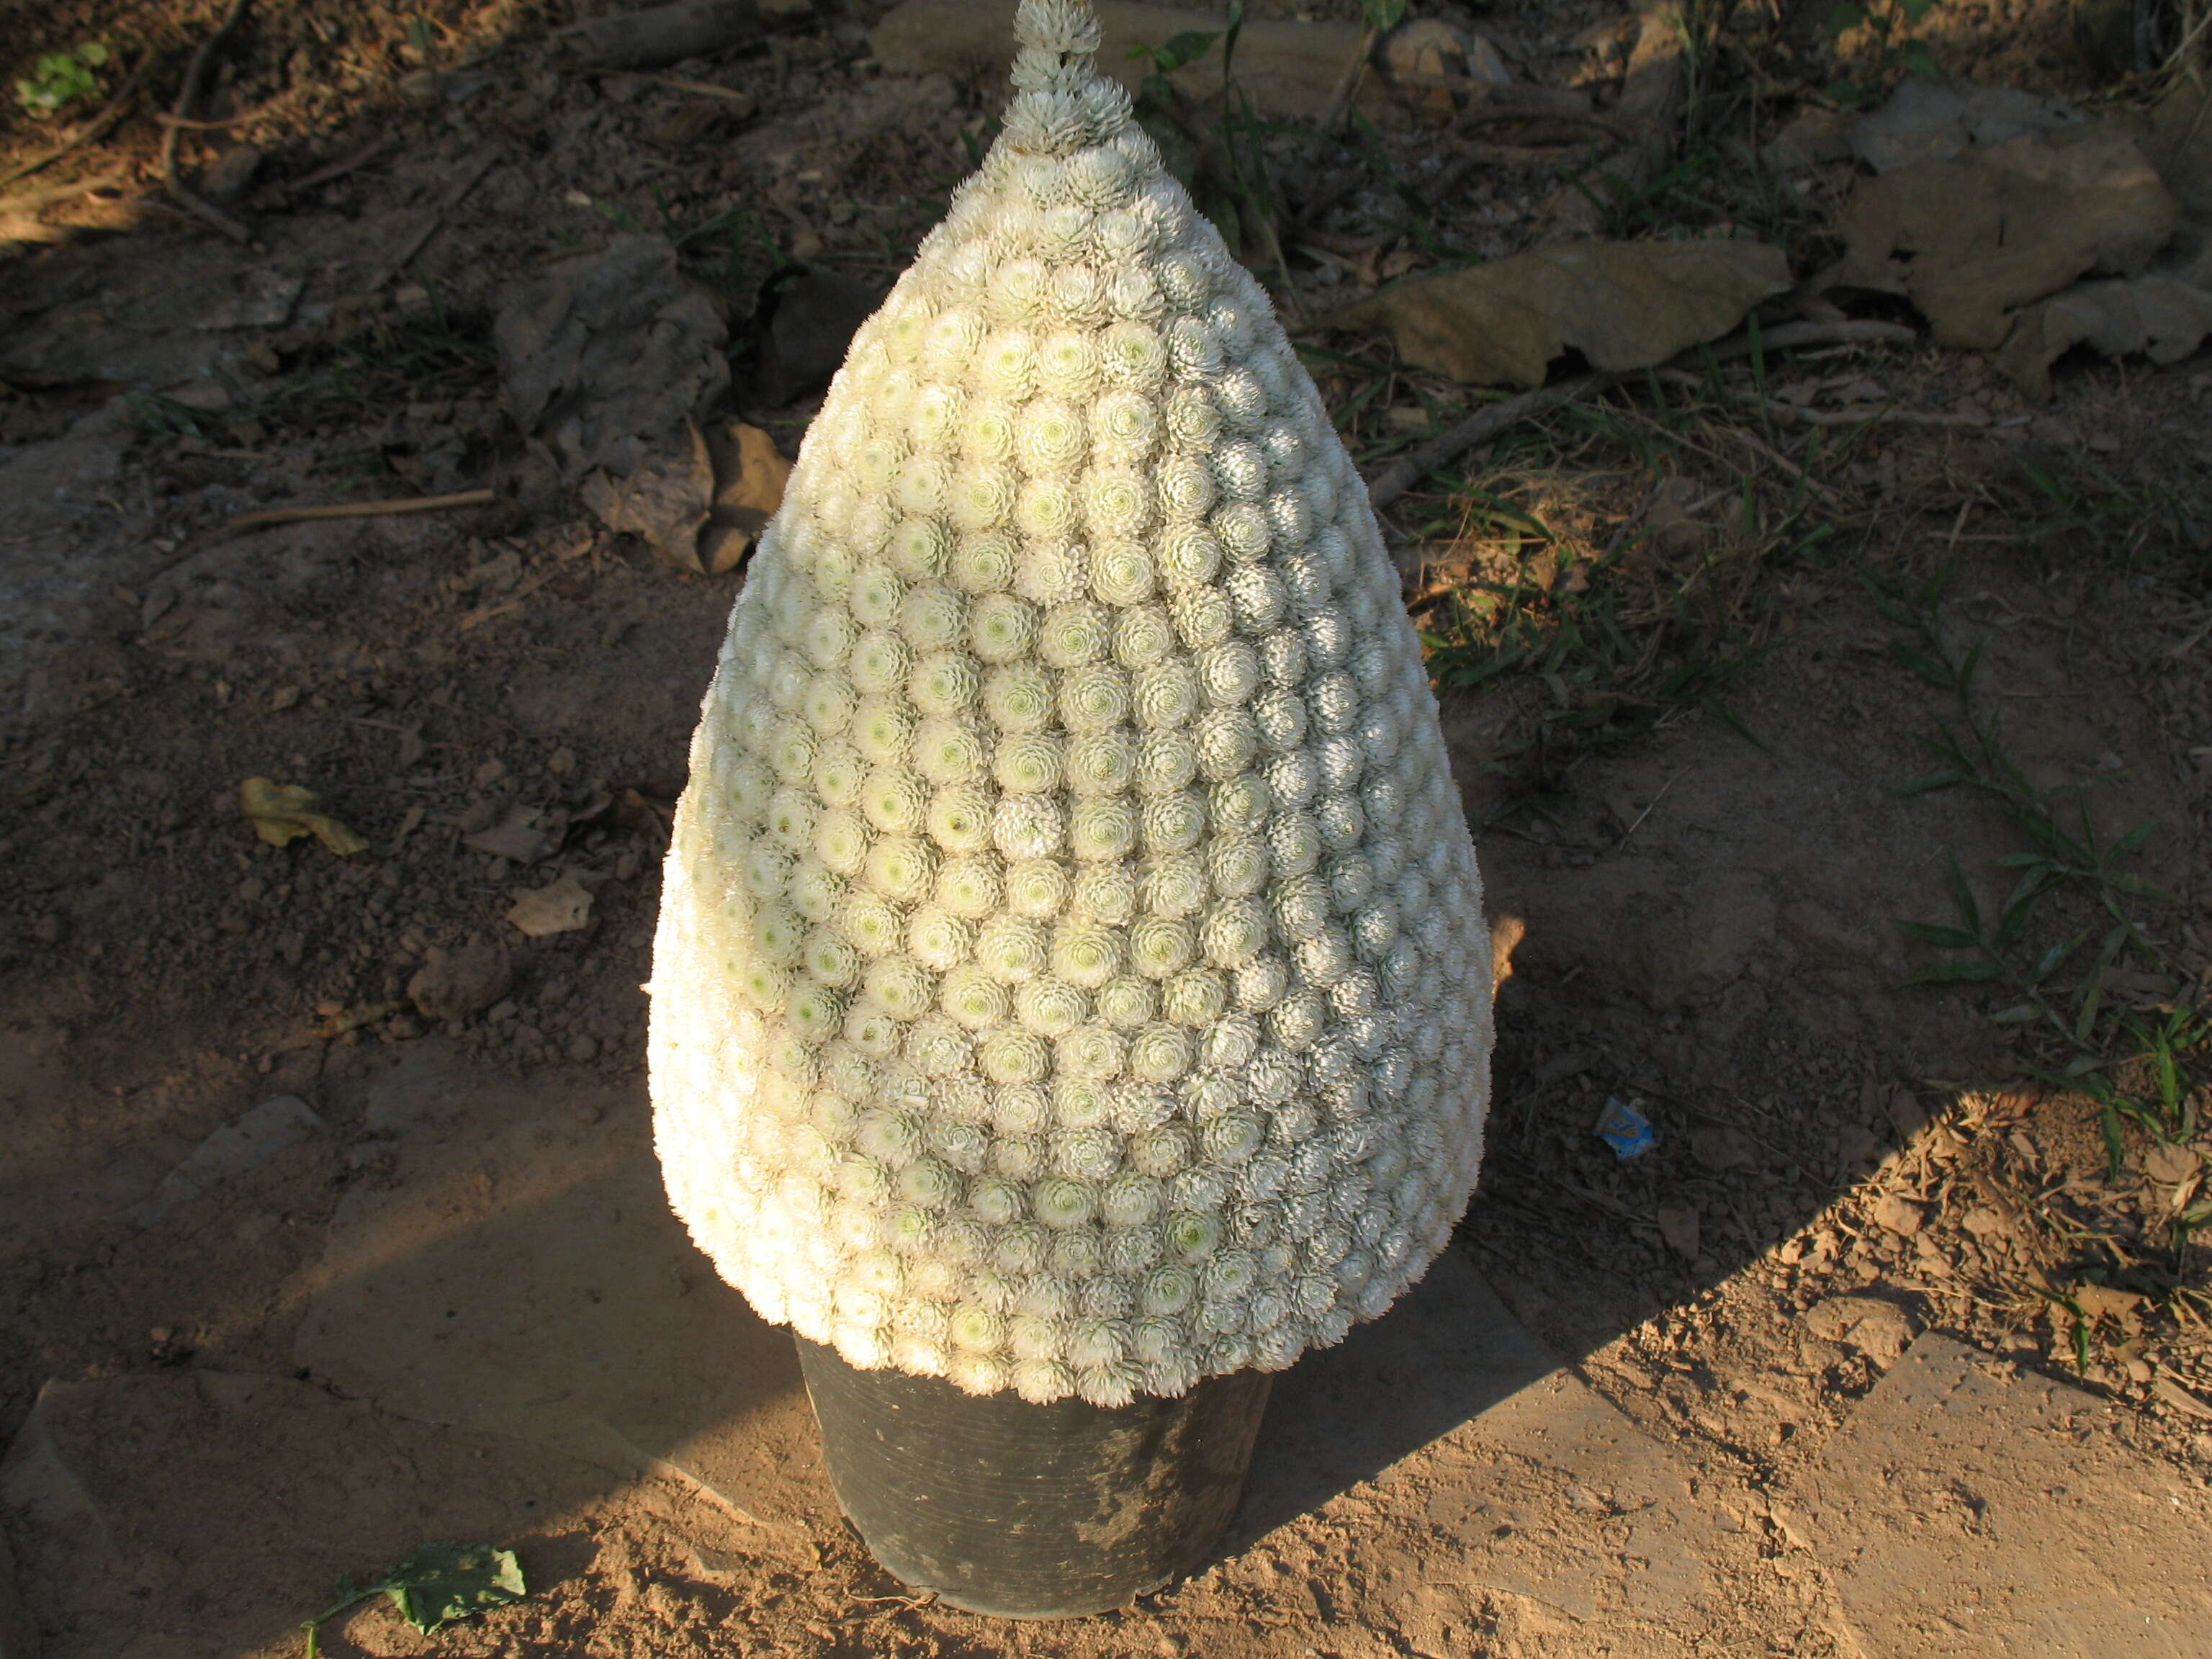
1593 1096 1656 1159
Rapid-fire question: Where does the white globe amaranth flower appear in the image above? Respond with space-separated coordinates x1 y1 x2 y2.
652 0 1488 1408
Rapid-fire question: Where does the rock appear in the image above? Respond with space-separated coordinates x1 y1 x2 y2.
696 521 755 575
1281 1254 1736 1631
201 143 262 200
754 267 883 405
1643 475 1712 554
1871 1192 1927 1238
461 805 561 864
0 1371 601 1658
1378 19 1477 126
1689 1124 1757 1170
1761 108 1853 174
406 938 513 1022
292 1058 831 1528
506 876 593 938
549 0 773 69
1791 1334 2212 1656
129 1094 325 1226
1656 1205 1701 1260
2144 1142 2200 1185
1241 1250 1559 1540
1849 76 2080 175
1802 1295 1913 1365
706 422 791 521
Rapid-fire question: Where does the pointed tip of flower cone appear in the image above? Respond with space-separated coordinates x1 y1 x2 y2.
648 0 1494 1408
1012 0 1103 59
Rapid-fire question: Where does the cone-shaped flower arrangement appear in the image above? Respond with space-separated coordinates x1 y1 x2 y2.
652 0 1492 1409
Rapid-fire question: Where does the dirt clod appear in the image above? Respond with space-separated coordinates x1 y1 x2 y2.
407 938 516 1023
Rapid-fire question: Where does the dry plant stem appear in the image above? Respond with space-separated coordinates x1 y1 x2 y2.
225 490 496 531
135 490 498 589
1317 24 1379 138
1653 369 2000 428
370 148 498 288
1362 319 1917 509
279 138 395 199
1368 377 1601 512
0 168 130 212
573 69 757 104
159 0 254 245
0 61 149 189
154 101 282 130
1457 106 1633 143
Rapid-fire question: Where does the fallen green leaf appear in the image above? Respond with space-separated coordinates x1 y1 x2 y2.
302 1542 526 1658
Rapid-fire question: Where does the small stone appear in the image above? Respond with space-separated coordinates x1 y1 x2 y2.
697 521 754 575
1689 1125 1756 1170
687 1545 752 1585
407 938 514 1022
568 1034 600 1064
1802 1295 1913 1365
1656 1206 1700 1260
508 876 593 938
1871 1192 1925 1237
2144 1143 2200 1185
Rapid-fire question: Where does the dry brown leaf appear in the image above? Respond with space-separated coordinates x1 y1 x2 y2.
580 416 716 573
2155 1375 2212 1419
238 777 368 856
508 875 595 938
1830 130 2177 350
1327 239 1791 388
1995 249 2212 400
709 422 791 519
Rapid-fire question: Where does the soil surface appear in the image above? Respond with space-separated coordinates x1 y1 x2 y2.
5 0 2212 1655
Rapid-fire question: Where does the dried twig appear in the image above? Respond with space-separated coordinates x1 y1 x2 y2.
159 0 255 244
1316 22 1379 138
1362 319 1918 509
224 490 497 532
573 68 758 105
1368 377 1601 512
0 168 132 213
136 489 498 589
1457 105 1633 143
370 148 499 288
277 138 396 200
1655 370 2015 429
153 99 282 130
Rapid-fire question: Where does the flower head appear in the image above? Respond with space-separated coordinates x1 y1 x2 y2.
651 0 1489 1408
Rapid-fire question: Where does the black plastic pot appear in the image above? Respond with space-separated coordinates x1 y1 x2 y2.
795 1337 1272 1619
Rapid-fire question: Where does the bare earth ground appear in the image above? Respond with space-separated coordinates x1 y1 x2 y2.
4 0 2212 1655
